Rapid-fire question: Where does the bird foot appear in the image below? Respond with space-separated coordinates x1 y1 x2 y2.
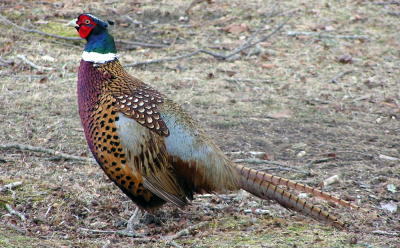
118 207 146 237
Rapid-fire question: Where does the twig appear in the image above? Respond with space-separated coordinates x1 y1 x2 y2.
0 14 167 49
5 204 26 221
0 14 81 41
223 78 271 84
330 70 354 84
387 11 400 16
0 181 23 193
0 57 14 67
5 223 26 234
124 15 142 25
165 221 209 241
16 55 54 71
78 228 143 237
319 175 340 188
118 40 168 48
222 13 293 60
167 240 183 248
306 157 336 167
125 13 293 67
287 31 369 40
234 158 310 175
374 1 400 5
125 50 202 67
130 238 156 243
371 230 400 237
0 144 95 163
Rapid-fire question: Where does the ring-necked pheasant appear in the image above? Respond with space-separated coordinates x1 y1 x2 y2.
75 13 360 229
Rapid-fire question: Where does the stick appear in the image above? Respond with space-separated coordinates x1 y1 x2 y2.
16 55 54 71
0 14 167 49
0 181 23 193
306 157 336 167
125 50 202 67
5 223 26 234
287 31 369 40
125 14 294 67
167 240 183 248
319 175 340 188
5 204 26 221
234 158 310 175
387 11 400 16
222 13 293 60
0 57 14 67
330 70 354 84
0 14 81 41
117 40 168 49
0 144 95 163
374 1 400 5
78 228 144 237
165 221 209 241
371 230 400 237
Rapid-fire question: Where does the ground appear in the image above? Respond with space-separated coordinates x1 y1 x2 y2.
0 0 399 247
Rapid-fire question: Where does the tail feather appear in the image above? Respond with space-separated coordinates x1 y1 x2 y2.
235 164 360 210
238 174 345 228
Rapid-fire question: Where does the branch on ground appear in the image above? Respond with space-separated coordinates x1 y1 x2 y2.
0 182 23 193
287 31 369 40
0 14 167 49
0 144 95 163
16 55 54 71
126 12 295 67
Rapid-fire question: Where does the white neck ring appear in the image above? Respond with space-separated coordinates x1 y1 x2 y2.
82 51 118 63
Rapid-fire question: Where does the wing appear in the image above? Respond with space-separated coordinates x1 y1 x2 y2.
98 61 169 136
113 84 170 136
159 99 240 193
115 112 188 208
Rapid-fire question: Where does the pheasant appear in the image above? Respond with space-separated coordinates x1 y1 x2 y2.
75 13 360 229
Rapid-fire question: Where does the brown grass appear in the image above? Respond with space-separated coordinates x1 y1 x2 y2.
1 0 399 247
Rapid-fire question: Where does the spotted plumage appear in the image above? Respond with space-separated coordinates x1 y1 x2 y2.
76 13 361 228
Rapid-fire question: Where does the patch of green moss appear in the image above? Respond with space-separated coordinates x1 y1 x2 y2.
41 22 77 38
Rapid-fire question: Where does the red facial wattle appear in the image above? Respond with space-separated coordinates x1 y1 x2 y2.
76 15 97 39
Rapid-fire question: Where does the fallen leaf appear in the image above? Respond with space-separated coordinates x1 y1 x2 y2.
261 63 275 69
267 109 292 119
223 23 249 34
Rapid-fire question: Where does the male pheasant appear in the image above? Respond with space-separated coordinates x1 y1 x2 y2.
75 13 360 228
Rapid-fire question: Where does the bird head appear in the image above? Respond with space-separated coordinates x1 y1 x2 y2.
75 13 112 39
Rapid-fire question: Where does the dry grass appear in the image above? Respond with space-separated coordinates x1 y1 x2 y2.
1 0 399 247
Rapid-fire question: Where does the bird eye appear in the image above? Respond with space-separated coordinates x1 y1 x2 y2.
84 19 91 24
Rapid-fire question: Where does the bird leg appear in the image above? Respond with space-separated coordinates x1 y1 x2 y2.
118 207 145 237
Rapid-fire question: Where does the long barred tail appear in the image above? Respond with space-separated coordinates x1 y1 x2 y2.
235 164 360 209
234 164 361 227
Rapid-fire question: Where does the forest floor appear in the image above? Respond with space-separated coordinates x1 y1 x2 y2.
0 0 399 247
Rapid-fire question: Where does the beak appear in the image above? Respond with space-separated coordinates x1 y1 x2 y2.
66 18 79 29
